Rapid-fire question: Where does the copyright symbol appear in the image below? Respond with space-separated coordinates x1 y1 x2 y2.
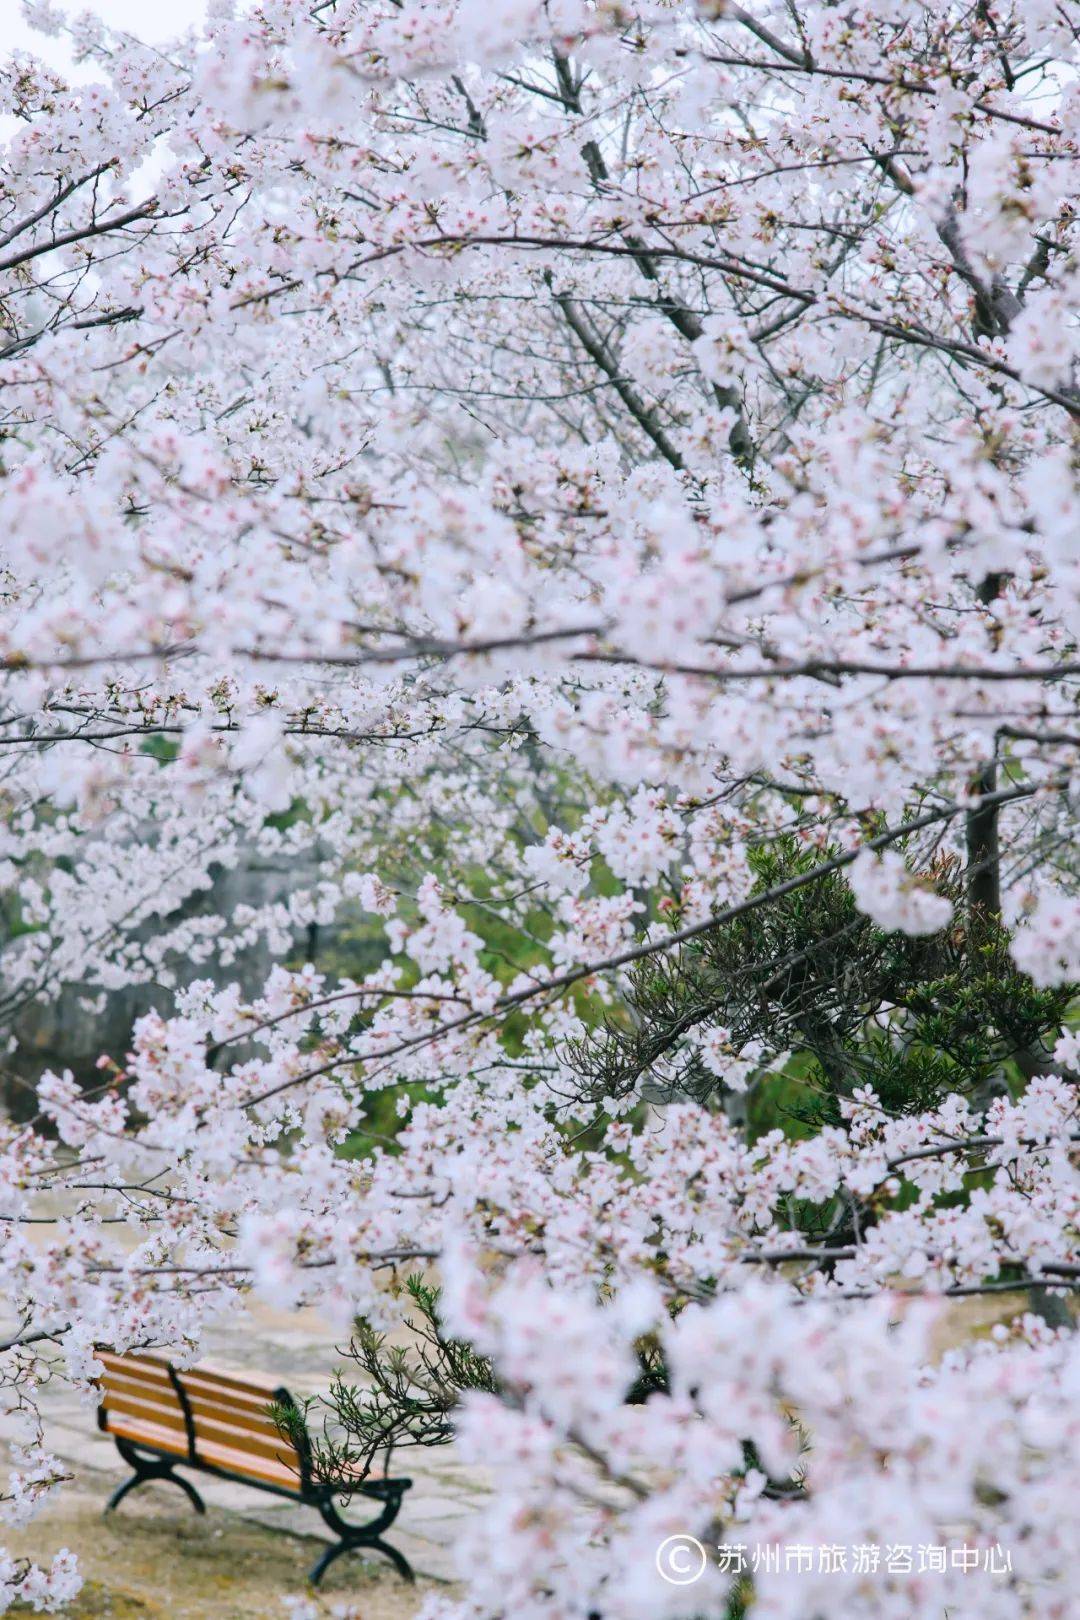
656 1534 707 1586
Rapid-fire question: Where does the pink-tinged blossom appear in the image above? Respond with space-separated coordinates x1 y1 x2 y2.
1010 893 1080 987
849 851 954 936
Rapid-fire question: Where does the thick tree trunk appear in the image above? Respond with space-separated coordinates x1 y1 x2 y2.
965 573 1007 919
965 756 1001 917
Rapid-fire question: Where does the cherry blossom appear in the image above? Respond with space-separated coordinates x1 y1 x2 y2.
0 0 1077 1611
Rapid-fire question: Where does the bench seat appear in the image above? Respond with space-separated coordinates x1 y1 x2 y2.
95 1349 413 1586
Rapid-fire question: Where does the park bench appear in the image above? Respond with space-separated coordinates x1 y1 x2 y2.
94 1349 414 1586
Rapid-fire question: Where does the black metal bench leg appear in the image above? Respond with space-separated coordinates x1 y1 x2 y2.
105 1439 205 1516
104 1471 147 1515
366 1538 416 1583
309 1493 414 1586
308 1538 351 1587
162 1470 206 1515
309 1536 415 1587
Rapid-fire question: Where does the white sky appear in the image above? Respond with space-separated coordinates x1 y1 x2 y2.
1 0 211 66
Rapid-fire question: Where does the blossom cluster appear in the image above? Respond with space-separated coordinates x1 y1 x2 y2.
0 0 1077 1612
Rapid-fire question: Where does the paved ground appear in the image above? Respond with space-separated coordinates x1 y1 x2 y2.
3 1301 486 1617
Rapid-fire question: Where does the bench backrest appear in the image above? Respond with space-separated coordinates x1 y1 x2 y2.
97 1350 309 1494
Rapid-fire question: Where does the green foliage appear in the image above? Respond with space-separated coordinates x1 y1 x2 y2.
138 735 179 764
285 1275 497 1487
570 839 1073 1121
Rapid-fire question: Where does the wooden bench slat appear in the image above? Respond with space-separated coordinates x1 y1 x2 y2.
98 1359 301 1460
103 1414 189 1460
100 1356 290 1423
100 1367 181 1400
100 1366 180 1397
192 1436 303 1492
99 1351 280 1401
104 1412 301 1491
100 1389 296 1468
99 1373 181 1412
176 1374 293 1437
180 1362 282 1395
98 1353 173 1387
182 1390 283 1437
179 1378 283 1418
100 1387 188 1433
190 1413 302 1469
